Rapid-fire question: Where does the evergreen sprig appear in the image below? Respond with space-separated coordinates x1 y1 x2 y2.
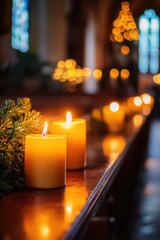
0 97 42 196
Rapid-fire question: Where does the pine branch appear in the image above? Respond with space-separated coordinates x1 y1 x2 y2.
0 97 42 196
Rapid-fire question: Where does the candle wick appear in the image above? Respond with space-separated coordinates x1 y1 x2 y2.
42 132 46 137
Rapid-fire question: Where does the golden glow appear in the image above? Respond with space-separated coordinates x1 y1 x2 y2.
41 225 50 238
65 204 73 214
93 69 102 80
91 108 102 121
57 60 65 68
82 67 92 77
64 184 88 224
23 198 66 240
52 59 85 90
120 69 130 80
141 93 152 105
121 45 130 55
133 96 142 106
110 68 119 78
133 114 143 128
127 96 143 113
109 102 120 112
110 1 139 42
153 73 160 85
65 59 76 69
66 111 72 124
42 121 48 137
142 106 152 116
103 102 125 132
140 93 154 116
102 135 126 157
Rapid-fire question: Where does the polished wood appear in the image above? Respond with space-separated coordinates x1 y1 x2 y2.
0 116 149 240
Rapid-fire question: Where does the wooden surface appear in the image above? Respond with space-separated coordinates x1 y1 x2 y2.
0 116 147 240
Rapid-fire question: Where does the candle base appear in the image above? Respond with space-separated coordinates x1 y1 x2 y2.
25 181 66 189
25 183 66 189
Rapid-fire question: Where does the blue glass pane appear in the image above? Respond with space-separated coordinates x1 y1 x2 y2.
144 9 156 19
138 57 149 73
139 17 150 31
150 59 159 74
11 0 29 52
138 9 159 74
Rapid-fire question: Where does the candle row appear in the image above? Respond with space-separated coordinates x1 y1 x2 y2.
25 112 86 189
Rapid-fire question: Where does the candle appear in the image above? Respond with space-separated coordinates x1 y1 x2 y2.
25 121 66 189
126 96 143 114
140 93 154 116
103 101 125 132
51 112 86 170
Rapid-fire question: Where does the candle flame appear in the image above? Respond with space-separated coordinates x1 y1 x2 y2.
42 121 48 137
133 96 142 106
66 111 72 124
109 102 119 112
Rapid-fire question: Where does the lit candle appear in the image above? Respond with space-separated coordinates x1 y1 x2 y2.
126 96 143 114
51 112 86 170
103 101 125 132
25 121 66 189
141 93 154 116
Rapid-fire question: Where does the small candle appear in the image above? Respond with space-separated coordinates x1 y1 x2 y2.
127 96 143 114
25 121 66 189
103 101 125 132
51 112 86 170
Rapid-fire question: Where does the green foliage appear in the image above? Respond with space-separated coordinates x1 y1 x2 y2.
0 97 42 196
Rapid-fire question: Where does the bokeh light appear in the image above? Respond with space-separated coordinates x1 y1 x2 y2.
110 1 139 42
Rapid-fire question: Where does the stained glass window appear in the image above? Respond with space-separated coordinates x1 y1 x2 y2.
139 9 159 74
11 0 29 52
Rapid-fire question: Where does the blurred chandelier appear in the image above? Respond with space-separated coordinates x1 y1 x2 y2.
110 1 139 42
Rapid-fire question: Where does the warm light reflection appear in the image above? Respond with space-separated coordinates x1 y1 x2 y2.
133 114 143 128
41 225 50 238
23 196 65 240
65 204 73 214
109 102 119 112
102 135 126 157
65 185 88 224
42 121 48 137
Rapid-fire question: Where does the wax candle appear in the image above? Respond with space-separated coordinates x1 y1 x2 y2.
103 101 125 132
25 121 66 189
126 96 143 114
140 93 154 116
51 112 86 170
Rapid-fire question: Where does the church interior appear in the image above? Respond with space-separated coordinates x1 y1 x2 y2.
0 0 160 239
